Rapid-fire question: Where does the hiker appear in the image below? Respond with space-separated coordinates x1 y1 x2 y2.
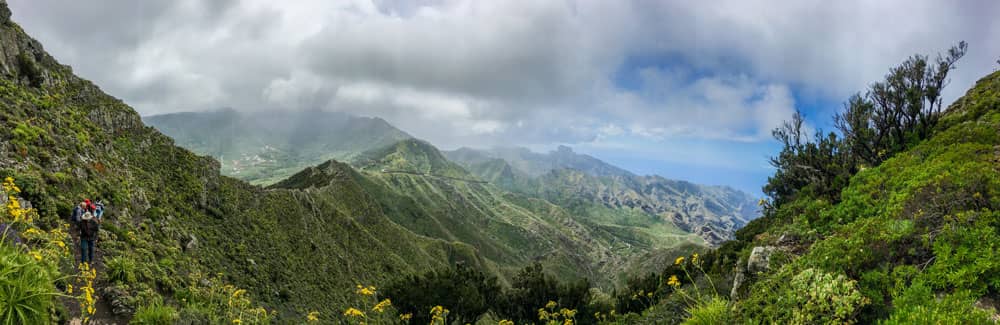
71 201 86 223
84 199 96 215
94 200 105 222
79 209 98 264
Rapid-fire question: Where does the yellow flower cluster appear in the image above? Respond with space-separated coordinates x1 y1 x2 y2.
430 305 450 324
203 280 272 324
343 307 366 318
372 298 392 313
78 263 98 323
2 177 32 224
399 313 413 321
537 300 577 325
667 275 681 287
498 320 515 325
593 310 617 323
356 284 377 296
674 256 685 266
306 311 319 322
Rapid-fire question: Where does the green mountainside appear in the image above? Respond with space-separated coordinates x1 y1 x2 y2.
275 139 705 285
444 147 759 245
724 70 1000 323
0 3 702 322
0 4 478 322
144 109 412 185
4 0 997 323
614 47 1000 323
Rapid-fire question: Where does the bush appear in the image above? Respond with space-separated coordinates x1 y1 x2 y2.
789 268 869 324
131 303 179 324
498 263 593 324
682 297 731 325
105 255 138 284
383 264 501 325
880 283 992 324
0 241 61 325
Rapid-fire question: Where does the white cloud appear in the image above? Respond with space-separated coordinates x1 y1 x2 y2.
7 0 1000 149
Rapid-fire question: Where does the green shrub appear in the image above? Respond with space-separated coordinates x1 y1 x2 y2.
789 268 869 324
880 283 992 324
131 303 179 324
105 255 138 284
0 242 61 325
682 297 731 325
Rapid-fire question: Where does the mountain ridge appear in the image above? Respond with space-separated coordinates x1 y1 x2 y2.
444 146 759 245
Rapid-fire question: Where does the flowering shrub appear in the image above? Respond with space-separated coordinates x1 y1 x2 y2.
788 268 868 324
0 177 73 324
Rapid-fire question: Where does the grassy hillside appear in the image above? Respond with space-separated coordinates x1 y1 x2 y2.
612 65 1000 323
144 109 412 185
725 70 1000 323
0 3 482 322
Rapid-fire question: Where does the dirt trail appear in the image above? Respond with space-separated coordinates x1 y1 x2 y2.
61 224 130 324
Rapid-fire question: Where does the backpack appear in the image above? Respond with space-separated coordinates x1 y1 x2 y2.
80 219 97 240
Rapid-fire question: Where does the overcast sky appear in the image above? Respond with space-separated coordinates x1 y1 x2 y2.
9 0 1000 194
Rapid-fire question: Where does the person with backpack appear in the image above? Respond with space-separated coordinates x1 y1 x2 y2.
94 200 105 222
71 201 86 223
79 209 98 264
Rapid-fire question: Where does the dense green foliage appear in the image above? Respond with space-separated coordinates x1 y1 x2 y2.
765 42 967 206
383 264 502 324
0 241 60 325
722 48 1000 323
612 44 1000 324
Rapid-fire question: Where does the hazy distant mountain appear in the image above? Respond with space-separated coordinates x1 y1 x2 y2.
444 146 759 245
144 109 411 184
447 145 632 177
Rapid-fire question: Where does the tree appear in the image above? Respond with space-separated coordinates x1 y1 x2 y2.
764 42 968 207
383 264 501 325
498 263 592 324
764 111 854 205
835 41 967 166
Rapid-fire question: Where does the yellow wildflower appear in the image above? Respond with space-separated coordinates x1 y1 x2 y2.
344 307 365 318
560 308 577 318
667 275 680 287
674 256 685 265
372 298 391 313
692 253 699 264
355 284 376 296
538 309 550 321
30 251 42 261
67 284 73 294
306 311 319 322
545 300 558 309
400 313 413 321
498 320 514 325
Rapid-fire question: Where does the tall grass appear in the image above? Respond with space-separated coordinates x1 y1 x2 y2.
0 241 61 325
